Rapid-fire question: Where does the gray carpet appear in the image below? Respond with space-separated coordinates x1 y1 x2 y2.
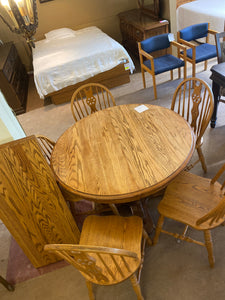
7 66 225 300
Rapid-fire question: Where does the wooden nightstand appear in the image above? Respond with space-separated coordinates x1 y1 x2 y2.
0 42 29 115
118 8 169 57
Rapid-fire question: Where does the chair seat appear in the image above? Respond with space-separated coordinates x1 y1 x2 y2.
158 171 225 230
186 43 217 63
143 54 185 75
79 215 143 284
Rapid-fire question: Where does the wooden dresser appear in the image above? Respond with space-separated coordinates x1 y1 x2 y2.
118 8 169 57
0 42 29 115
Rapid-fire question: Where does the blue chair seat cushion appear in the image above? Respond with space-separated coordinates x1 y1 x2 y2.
185 43 217 63
143 55 184 75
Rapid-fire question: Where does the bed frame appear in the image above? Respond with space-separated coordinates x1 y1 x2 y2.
45 61 130 105
176 0 196 9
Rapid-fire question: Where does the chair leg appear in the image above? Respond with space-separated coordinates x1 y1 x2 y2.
141 69 146 89
192 62 196 78
170 70 173 80
153 215 165 245
178 67 181 79
204 60 207 71
196 146 207 173
109 203 120 215
130 274 144 300
0 276 14 291
86 280 95 300
204 230 215 268
152 74 157 99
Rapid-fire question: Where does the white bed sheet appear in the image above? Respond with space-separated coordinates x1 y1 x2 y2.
33 26 135 99
177 0 225 42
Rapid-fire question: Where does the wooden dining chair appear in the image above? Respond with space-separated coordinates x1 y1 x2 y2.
71 83 116 122
153 165 225 268
36 135 55 165
171 77 214 173
45 215 151 300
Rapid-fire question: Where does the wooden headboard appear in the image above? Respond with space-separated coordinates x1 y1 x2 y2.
176 0 196 9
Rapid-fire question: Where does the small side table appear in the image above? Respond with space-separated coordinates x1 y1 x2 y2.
210 62 225 128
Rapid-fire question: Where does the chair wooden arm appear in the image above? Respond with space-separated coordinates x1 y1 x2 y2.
178 38 196 49
171 40 188 51
139 48 154 62
44 244 139 259
211 162 225 189
208 29 219 35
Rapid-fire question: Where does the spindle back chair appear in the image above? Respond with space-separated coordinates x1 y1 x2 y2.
71 83 116 122
171 77 214 172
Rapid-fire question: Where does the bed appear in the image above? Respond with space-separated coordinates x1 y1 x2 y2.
33 26 135 105
177 0 225 38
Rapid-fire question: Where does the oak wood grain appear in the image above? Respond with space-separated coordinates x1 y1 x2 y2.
0 136 80 268
51 104 195 204
153 169 225 267
45 215 146 299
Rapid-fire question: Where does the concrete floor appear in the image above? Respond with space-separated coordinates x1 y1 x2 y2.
1 58 225 299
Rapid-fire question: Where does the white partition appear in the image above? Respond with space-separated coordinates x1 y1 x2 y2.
0 91 26 145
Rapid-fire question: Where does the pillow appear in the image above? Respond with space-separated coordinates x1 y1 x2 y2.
45 28 76 40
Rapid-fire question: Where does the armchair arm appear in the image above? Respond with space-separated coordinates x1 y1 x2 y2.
208 29 219 35
178 38 196 49
171 40 188 51
139 48 155 72
139 48 154 61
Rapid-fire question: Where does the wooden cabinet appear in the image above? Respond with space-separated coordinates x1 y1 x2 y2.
118 9 169 57
0 42 28 115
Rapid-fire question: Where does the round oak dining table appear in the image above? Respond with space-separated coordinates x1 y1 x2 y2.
51 104 195 209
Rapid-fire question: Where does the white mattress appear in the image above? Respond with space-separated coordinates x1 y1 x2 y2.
177 0 225 42
33 26 135 99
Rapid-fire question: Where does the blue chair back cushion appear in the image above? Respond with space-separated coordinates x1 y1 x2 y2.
143 55 185 75
141 33 170 53
179 23 208 41
186 43 217 63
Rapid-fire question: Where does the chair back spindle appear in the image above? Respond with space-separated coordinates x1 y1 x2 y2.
171 77 214 146
71 83 116 122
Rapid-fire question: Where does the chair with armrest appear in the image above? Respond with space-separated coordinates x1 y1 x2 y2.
215 31 225 104
153 162 225 268
138 33 187 100
177 23 218 77
71 83 116 122
45 215 152 300
215 31 225 64
171 77 214 173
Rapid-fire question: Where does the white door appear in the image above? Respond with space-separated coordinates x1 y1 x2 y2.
0 91 26 145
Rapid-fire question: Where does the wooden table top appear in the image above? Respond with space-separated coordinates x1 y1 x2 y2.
51 104 195 203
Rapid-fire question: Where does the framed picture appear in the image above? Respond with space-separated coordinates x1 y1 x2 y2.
39 0 53 3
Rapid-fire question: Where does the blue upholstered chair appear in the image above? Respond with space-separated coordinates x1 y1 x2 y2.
138 33 187 99
177 23 218 77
